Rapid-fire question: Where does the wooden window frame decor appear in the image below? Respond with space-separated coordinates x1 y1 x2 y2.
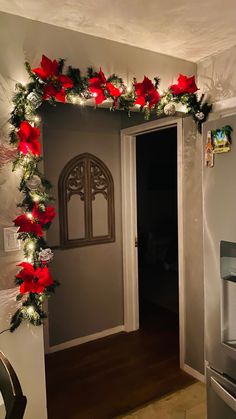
58 153 115 248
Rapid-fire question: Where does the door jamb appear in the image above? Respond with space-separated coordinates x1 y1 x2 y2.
121 117 185 369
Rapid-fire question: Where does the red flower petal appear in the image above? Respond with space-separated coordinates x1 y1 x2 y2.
41 55 57 78
142 76 155 92
106 82 121 98
32 67 47 79
98 68 107 84
17 122 40 156
170 84 181 95
32 204 56 225
14 213 43 236
134 96 146 107
36 266 54 288
55 90 66 102
43 85 57 100
58 75 73 89
18 121 31 142
51 59 59 77
170 74 198 95
149 89 160 109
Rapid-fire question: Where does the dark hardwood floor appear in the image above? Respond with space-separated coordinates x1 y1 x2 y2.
45 303 194 419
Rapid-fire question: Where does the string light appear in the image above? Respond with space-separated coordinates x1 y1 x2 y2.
33 115 40 123
27 306 35 316
22 155 31 164
92 92 98 98
33 194 40 202
70 95 78 104
26 212 33 220
27 241 35 251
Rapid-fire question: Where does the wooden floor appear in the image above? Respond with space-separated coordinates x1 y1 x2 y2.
45 304 194 419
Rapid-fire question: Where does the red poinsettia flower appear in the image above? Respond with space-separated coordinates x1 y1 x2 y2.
17 121 40 156
14 213 43 236
89 68 122 105
14 205 56 236
134 76 160 109
32 204 56 225
32 55 73 103
17 262 54 294
170 74 199 96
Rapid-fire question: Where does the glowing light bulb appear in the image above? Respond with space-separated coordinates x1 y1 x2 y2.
71 95 77 104
27 306 35 315
127 86 132 93
27 241 35 251
26 212 33 220
33 115 40 123
92 92 98 98
33 195 39 202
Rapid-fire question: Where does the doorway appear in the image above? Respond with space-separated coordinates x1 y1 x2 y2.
121 118 185 369
136 126 179 338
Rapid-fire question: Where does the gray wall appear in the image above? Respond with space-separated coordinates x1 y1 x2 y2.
182 117 204 374
198 45 236 103
0 11 203 417
41 104 127 346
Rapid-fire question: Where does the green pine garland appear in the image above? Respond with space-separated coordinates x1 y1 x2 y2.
8 55 212 332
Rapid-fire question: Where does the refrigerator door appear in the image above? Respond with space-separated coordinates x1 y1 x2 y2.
207 366 236 419
203 115 236 379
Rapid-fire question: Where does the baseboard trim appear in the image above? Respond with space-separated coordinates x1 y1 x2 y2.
47 325 125 354
183 363 206 383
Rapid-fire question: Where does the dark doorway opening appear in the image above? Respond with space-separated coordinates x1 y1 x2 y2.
136 126 179 331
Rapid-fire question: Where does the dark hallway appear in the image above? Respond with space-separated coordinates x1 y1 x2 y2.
136 127 179 322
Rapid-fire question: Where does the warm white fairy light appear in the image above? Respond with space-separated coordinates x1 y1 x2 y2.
92 92 98 98
33 194 40 202
33 115 40 123
22 155 31 164
71 95 78 104
27 241 35 251
26 212 33 220
27 306 35 315
24 256 33 263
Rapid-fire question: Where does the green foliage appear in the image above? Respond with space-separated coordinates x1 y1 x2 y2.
7 55 213 333
212 125 233 141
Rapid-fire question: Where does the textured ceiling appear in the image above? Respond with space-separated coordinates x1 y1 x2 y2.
1 0 236 62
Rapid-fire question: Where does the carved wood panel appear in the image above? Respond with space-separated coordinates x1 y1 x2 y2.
58 153 115 248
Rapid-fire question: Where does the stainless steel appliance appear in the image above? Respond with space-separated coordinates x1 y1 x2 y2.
203 115 236 418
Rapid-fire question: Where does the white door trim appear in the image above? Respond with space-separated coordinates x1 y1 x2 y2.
121 116 185 369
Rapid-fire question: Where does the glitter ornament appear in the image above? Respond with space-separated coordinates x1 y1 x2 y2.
164 103 176 116
39 248 54 264
195 111 205 121
26 175 42 191
27 91 42 109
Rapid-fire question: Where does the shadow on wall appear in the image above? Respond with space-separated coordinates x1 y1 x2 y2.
198 47 236 102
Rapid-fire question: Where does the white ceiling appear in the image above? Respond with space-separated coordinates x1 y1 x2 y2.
1 0 236 62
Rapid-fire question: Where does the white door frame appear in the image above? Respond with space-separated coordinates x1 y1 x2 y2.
121 116 185 369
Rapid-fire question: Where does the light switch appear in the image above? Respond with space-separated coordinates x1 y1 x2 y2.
3 227 21 252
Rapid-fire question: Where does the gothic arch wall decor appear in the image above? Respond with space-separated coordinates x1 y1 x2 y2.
7 54 212 332
58 153 115 248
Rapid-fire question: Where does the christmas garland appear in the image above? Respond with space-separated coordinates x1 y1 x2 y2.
8 54 212 332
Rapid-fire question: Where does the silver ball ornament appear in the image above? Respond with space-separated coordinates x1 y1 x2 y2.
26 175 42 191
39 248 54 264
164 103 176 116
195 111 205 121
